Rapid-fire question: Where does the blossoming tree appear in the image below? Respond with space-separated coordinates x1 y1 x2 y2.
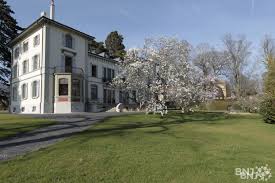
113 37 213 114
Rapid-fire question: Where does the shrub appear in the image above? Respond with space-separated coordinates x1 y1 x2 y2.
204 100 233 111
260 96 275 124
235 96 262 113
261 57 275 123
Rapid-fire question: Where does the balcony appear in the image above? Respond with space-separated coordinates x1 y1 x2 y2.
102 77 113 84
54 66 84 75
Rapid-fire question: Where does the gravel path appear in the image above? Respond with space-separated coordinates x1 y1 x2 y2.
0 112 136 161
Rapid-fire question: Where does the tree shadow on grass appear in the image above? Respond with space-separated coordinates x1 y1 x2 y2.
78 112 228 140
0 112 229 159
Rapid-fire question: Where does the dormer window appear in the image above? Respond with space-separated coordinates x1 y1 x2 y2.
65 34 73 49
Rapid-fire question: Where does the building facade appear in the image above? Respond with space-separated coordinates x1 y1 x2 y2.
9 16 133 114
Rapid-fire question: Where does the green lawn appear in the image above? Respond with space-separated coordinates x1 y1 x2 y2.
0 114 55 139
0 112 274 183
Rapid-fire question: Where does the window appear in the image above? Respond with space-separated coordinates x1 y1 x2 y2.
91 64 97 77
13 64 18 78
65 56 73 73
72 79 80 97
103 68 107 80
32 55 40 70
104 89 116 104
59 78 68 96
12 86 17 101
32 80 39 98
107 68 112 80
23 41 29 52
14 47 20 59
103 67 115 82
33 35 40 47
22 60 29 74
112 69 115 79
91 85 98 100
65 34 73 49
21 83 28 100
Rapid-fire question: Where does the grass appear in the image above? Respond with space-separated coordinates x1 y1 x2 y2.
0 113 56 139
0 112 275 183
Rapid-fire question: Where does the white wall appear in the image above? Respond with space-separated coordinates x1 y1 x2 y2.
10 28 44 114
87 55 119 103
45 25 87 113
10 21 125 114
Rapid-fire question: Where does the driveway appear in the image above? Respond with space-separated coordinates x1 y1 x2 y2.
0 112 137 161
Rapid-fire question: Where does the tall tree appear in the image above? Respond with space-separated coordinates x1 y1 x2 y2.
193 43 228 78
260 36 275 123
222 34 251 99
0 0 22 108
105 31 126 60
261 35 275 64
260 58 275 123
88 39 106 54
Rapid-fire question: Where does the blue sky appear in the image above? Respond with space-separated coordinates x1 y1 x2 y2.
6 0 275 51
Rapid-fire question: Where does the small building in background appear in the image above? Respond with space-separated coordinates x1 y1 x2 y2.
215 80 231 100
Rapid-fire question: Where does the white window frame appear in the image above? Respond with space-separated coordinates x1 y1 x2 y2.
14 47 20 59
22 60 29 74
33 34 40 47
32 54 40 71
90 84 98 100
91 64 97 78
12 86 17 101
32 80 39 98
23 41 29 53
21 83 28 100
65 34 73 49
13 64 18 78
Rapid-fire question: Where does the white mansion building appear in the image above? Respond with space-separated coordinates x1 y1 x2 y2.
9 4 134 114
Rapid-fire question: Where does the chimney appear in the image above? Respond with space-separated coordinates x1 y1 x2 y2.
41 11 47 17
50 0 55 20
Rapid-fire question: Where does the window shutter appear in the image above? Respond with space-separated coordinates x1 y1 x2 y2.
72 56 76 68
19 45 22 54
37 80 40 97
26 83 28 99
38 54 40 69
32 56 34 71
21 85 23 99
72 36 76 49
91 63 93 76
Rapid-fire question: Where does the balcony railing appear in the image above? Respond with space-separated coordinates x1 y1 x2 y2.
54 66 84 75
102 77 113 83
